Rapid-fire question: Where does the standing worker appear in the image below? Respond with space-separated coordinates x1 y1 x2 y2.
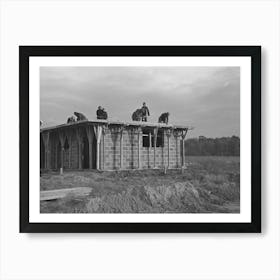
141 102 150 122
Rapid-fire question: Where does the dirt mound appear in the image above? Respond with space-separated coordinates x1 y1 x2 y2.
86 182 207 213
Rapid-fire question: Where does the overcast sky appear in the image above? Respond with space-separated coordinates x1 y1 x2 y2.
40 66 240 138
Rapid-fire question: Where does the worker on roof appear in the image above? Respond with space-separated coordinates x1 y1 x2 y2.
74 112 88 121
67 116 76 123
96 106 108 120
158 112 170 124
141 102 150 122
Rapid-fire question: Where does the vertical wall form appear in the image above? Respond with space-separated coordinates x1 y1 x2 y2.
43 125 97 171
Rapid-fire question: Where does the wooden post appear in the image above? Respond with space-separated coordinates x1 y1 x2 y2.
137 128 141 169
75 128 83 170
148 131 152 168
58 130 66 174
177 136 180 168
153 128 158 168
68 135 72 169
89 141 93 169
119 127 124 169
78 142 82 169
181 129 188 167
94 125 102 170
173 129 181 168
102 125 108 171
42 132 50 170
55 137 58 170
167 136 170 168
128 127 135 169
86 125 94 169
182 139 184 167
166 129 172 169
103 133 105 170
162 138 165 169
65 129 72 169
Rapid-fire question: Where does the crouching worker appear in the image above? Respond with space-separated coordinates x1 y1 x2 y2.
67 116 76 123
158 112 169 124
96 106 108 120
74 112 88 121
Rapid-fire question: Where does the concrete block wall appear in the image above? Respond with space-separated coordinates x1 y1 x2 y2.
102 129 182 170
43 125 184 171
102 129 140 170
141 132 181 169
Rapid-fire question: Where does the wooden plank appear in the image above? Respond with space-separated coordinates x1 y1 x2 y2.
40 187 92 201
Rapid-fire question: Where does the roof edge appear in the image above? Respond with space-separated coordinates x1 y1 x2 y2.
40 120 194 132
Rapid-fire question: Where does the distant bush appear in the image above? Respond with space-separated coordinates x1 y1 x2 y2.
185 136 240 156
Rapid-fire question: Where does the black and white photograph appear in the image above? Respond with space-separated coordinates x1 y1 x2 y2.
3 1 279 279
39 66 241 214
19 46 261 233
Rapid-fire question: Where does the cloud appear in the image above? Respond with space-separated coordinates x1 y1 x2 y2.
40 66 240 137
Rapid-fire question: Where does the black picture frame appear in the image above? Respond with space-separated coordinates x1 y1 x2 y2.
20 46 261 233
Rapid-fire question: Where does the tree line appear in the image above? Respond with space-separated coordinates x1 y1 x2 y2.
185 136 240 156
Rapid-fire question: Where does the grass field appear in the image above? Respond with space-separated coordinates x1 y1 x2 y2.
40 156 240 213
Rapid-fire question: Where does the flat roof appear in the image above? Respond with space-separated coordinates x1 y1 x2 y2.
40 119 193 133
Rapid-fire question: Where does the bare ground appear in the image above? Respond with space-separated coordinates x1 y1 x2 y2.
40 156 240 213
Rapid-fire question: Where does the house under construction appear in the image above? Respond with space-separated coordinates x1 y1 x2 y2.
40 120 192 171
